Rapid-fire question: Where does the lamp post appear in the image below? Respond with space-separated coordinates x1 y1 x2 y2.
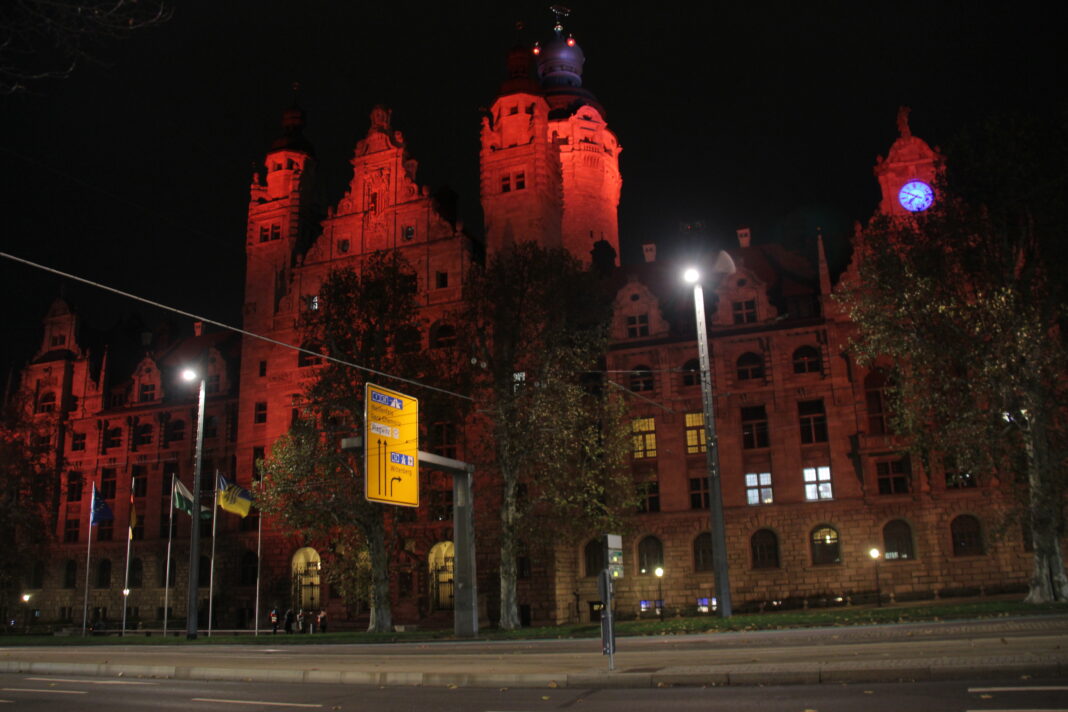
654 566 665 621
684 255 735 618
181 366 207 639
21 593 31 634
869 547 882 607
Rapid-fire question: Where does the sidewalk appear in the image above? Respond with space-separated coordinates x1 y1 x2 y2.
2 615 1067 688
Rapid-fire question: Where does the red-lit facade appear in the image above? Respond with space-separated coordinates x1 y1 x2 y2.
15 24 1036 630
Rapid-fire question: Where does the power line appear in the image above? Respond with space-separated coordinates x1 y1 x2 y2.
1 251 472 402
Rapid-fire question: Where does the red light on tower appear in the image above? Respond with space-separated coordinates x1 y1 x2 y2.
533 42 541 55
567 34 576 47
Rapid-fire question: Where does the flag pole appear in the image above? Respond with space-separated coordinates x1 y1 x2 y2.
208 470 218 637
81 508 94 637
254 508 262 636
121 480 134 637
163 473 175 636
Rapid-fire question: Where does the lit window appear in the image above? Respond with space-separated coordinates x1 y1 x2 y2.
637 536 663 575
803 465 833 501
883 520 915 560
631 417 656 458
684 412 706 454
798 399 828 443
810 526 840 565
745 472 773 505
732 299 757 324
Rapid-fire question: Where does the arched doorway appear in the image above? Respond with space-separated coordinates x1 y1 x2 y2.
427 541 454 611
291 547 321 611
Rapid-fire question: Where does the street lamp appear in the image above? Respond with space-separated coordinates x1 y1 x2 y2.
683 253 736 618
869 547 883 607
181 366 207 639
21 593 31 634
654 567 665 621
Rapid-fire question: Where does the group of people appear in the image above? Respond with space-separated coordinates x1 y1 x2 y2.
269 607 327 634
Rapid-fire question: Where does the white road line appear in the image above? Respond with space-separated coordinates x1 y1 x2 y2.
24 676 157 686
1 687 88 695
969 686 1068 693
192 699 323 708
966 709 1068 712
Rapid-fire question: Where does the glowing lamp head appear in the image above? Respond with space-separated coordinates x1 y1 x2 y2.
532 42 541 56
654 566 664 578
869 548 881 560
181 368 198 382
683 267 699 284
21 593 31 603
566 34 576 47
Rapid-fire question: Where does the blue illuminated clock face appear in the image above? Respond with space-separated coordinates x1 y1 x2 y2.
898 180 934 212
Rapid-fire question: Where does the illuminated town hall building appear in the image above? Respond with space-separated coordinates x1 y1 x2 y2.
16 21 1033 629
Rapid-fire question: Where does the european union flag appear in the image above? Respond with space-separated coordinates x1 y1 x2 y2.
90 483 113 526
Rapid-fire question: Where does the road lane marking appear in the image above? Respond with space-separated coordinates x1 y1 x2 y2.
24 676 157 686
969 686 1068 692
192 699 322 708
2 688 87 694
966 709 1068 712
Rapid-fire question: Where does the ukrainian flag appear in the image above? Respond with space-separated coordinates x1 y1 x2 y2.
217 474 253 518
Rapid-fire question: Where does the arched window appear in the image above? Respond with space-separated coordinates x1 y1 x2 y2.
681 359 700 387
736 352 764 381
792 345 822 374
240 551 258 586
810 526 840 565
395 326 422 353
637 535 663 575
430 323 456 349
751 529 780 569
96 559 112 589
693 532 714 572
584 539 605 578
883 520 915 561
629 365 654 392
159 557 177 588
951 515 983 556
36 391 56 413
64 559 77 589
129 558 144 588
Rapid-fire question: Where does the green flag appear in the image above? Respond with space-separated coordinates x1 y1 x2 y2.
173 478 211 519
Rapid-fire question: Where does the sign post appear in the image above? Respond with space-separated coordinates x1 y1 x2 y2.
364 383 419 507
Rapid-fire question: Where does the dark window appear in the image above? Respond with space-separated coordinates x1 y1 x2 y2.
792 346 822 374
429 488 452 521
67 472 83 501
36 391 56 413
517 555 531 579
64 505 80 543
741 405 769 449
951 515 983 556
637 481 660 513
751 529 780 568
298 345 322 367
632 418 656 458
206 374 220 394
138 383 155 402
240 509 259 532
944 458 977 489
432 422 457 459
259 225 269 243
637 536 664 575
100 469 117 499
167 420 186 443
97 518 113 541
252 447 265 480
732 299 757 324
810 526 841 565
103 426 122 450
584 539 605 577
626 314 649 338
865 371 890 435
338 238 350 254
130 505 144 540
876 459 911 495
134 423 152 447
681 359 700 387
684 412 706 454
430 323 456 349
501 174 511 193
736 352 764 381
132 472 147 498
96 559 112 588
63 560 77 588
258 361 267 377
240 551 258 586
270 224 281 240
71 431 86 451
402 225 416 241
798 399 828 443
199 555 211 584
435 271 449 289
159 557 177 587
883 520 915 560
253 402 267 424
688 477 709 509
629 366 654 392
129 558 144 588
204 415 218 439
693 532 714 572
396 326 422 353
515 171 526 190
159 498 177 539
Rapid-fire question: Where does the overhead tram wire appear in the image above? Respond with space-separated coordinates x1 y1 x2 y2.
1 251 473 403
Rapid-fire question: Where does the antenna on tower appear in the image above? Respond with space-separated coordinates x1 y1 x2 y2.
550 4 571 32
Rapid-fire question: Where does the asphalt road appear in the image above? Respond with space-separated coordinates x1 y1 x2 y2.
2 671 1067 711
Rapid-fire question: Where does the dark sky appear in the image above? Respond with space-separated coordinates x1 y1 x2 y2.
1 1 1061 378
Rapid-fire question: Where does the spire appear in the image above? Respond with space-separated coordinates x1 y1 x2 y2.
532 6 603 117
816 228 832 296
498 22 541 95
270 83 315 156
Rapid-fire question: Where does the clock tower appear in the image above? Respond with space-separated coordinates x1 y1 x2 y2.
873 106 943 217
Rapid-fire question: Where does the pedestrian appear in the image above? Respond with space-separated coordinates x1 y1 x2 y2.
270 607 279 634
284 608 294 634
296 609 304 633
317 609 327 634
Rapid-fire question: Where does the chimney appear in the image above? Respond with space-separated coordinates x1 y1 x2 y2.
736 227 751 248
642 243 657 263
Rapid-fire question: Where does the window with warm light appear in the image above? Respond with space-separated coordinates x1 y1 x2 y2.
684 412 706 454
631 417 656 458
803 465 832 500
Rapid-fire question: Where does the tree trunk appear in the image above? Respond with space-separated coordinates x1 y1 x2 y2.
1022 417 1068 603
364 509 393 632
498 471 520 630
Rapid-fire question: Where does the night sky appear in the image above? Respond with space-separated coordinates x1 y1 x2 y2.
1 1 1061 378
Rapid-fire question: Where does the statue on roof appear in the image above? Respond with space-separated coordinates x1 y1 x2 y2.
897 105 912 139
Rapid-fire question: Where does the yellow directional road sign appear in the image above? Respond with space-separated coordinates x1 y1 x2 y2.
364 383 419 507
